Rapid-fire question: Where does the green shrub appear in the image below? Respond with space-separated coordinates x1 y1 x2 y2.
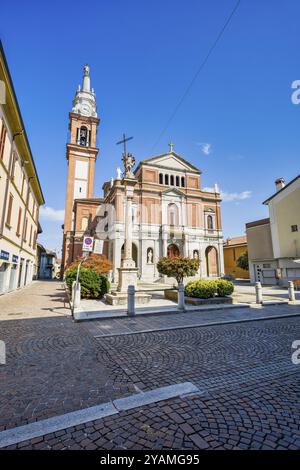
100 276 111 297
215 279 234 297
65 267 110 299
185 280 217 299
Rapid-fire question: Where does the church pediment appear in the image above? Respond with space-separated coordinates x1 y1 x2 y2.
162 187 186 197
139 152 201 174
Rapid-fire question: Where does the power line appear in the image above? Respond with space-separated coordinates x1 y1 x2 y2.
151 0 241 152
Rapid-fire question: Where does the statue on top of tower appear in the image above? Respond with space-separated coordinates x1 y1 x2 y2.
72 64 97 117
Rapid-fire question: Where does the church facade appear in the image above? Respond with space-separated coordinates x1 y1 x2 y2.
61 66 224 283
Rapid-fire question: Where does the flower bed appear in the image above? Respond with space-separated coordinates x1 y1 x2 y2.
164 279 234 305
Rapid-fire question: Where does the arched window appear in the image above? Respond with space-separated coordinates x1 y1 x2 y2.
170 175 174 186
168 203 179 226
207 215 214 230
159 173 163 184
165 174 169 185
181 177 185 187
176 176 180 186
79 126 88 146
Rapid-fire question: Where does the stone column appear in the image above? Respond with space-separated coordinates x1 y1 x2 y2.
117 177 138 292
123 185 135 267
162 229 168 257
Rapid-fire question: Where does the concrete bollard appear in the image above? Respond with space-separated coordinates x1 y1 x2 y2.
288 281 295 302
127 285 135 317
255 281 263 304
72 281 81 309
177 283 186 312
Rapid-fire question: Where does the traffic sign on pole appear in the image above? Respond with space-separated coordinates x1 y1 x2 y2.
82 236 94 252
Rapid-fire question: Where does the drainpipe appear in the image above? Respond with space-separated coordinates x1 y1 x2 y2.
0 129 24 238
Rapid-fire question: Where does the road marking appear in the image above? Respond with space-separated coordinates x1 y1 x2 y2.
0 382 199 449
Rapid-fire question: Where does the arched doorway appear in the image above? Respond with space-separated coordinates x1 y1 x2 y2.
121 243 138 266
205 246 218 277
167 244 180 259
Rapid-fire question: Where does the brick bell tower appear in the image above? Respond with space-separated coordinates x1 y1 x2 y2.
61 65 100 273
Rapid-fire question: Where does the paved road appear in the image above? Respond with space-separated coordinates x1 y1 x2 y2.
1 294 300 449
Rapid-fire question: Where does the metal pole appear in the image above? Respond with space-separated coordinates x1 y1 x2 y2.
177 282 186 311
255 281 263 304
288 281 295 302
127 285 135 316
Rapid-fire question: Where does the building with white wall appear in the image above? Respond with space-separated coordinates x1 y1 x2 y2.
0 41 44 295
246 176 300 285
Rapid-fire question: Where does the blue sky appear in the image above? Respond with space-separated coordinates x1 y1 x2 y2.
1 0 299 254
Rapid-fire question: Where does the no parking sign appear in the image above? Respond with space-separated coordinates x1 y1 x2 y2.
82 236 94 252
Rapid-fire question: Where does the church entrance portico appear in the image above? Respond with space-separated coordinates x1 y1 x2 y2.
167 243 180 258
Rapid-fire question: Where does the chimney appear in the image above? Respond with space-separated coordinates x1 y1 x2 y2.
275 178 285 192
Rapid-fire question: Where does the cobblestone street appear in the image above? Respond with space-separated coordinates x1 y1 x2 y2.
0 281 300 450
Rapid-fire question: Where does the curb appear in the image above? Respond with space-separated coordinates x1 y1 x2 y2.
93 311 300 338
0 382 198 449
73 303 250 322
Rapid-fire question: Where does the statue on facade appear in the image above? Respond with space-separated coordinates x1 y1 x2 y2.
147 248 153 264
122 152 136 178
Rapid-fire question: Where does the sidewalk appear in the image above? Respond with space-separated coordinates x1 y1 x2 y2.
74 283 300 321
0 280 71 320
81 303 300 337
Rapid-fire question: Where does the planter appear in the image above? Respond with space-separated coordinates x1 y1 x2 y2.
164 289 233 305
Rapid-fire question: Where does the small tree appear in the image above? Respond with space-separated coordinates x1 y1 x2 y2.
157 257 200 285
236 251 249 271
69 253 112 275
65 267 110 299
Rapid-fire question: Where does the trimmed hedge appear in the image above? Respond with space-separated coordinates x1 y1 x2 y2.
215 279 234 297
185 280 216 299
65 267 110 299
185 279 234 299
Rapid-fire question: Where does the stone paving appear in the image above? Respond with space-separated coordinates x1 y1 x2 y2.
1 282 300 450
0 280 70 320
0 281 134 432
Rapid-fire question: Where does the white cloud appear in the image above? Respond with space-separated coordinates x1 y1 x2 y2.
40 206 65 222
221 190 252 202
197 142 212 155
202 188 252 202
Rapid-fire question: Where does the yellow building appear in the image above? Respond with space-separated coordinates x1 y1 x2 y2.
246 176 300 285
223 236 249 279
0 41 44 294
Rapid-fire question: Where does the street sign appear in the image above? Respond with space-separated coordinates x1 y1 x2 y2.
93 239 103 254
82 236 94 252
